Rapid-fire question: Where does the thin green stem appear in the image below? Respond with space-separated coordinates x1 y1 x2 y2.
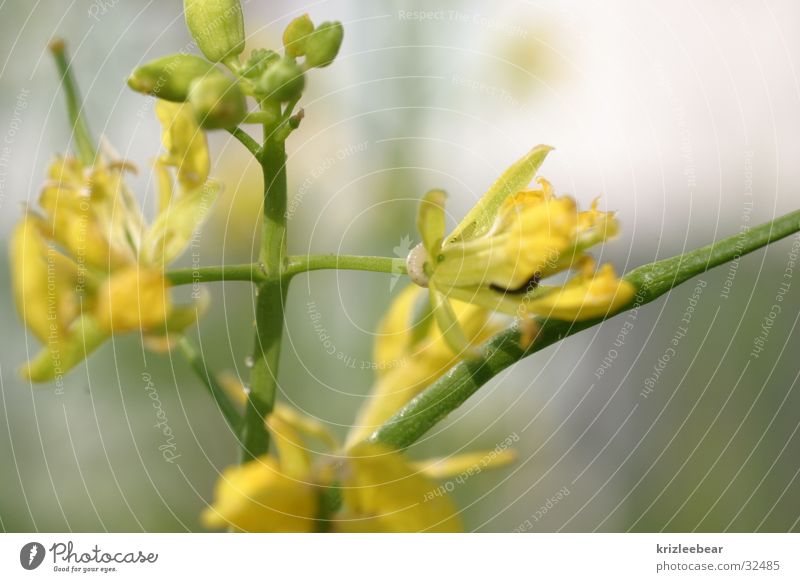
242 111 280 126
227 127 261 158
285 254 407 278
49 39 95 166
166 263 264 286
240 131 289 462
371 208 800 449
282 95 301 121
177 337 242 432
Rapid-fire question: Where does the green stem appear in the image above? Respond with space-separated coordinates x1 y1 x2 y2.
285 254 407 278
227 127 262 158
166 263 264 286
240 137 289 462
177 337 242 431
372 208 800 449
49 39 95 166
243 111 280 126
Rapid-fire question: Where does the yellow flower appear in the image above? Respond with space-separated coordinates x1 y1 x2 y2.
11 100 219 382
203 399 517 532
346 284 499 446
406 146 635 353
204 285 519 532
203 406 463 532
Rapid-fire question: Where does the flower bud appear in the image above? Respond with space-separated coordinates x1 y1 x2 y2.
128 54 220 102
257 57 305 102
188 75 247 129
241 48 279 80
304 21 343 68
184 0 245 63
283 14 314 57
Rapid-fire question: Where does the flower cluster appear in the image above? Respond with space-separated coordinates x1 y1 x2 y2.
11 101 216 381
203 286 513 532
127 2 343 131
406 145 635 353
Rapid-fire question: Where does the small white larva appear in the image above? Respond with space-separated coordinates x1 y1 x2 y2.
405 243 430 287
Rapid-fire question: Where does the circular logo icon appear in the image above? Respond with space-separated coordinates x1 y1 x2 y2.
20 542 46 570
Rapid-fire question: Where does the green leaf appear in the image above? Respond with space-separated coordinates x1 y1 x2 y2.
446 144 553 244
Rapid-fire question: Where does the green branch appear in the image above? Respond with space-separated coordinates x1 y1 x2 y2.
177 337 242 432
227 127 262 158
371 208 800 449
166 264 264 286
49 39 96 166
285 254 407 278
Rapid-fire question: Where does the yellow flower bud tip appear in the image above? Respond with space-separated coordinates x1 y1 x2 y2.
128 54 221 102
48 37 66 55
283 13 314 58
304 21 344 68
188 76 247 130
257 57 305 102
184 0 245 63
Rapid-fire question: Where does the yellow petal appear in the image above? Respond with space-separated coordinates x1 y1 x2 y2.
10 217 78 343
273 403 339 452
372 285 422 376
142 180 220 266
266 413 312 480
416 189 447 256
338 442 462 532
202 456 318 532
95 267 172 333
447 145 553 244
347 293 496 446
413 448 517 479
526 264 635 320
155 100 210 192
217 371 249 407
22 316 108 383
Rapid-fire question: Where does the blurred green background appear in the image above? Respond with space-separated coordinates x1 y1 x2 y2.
1 0 799 532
